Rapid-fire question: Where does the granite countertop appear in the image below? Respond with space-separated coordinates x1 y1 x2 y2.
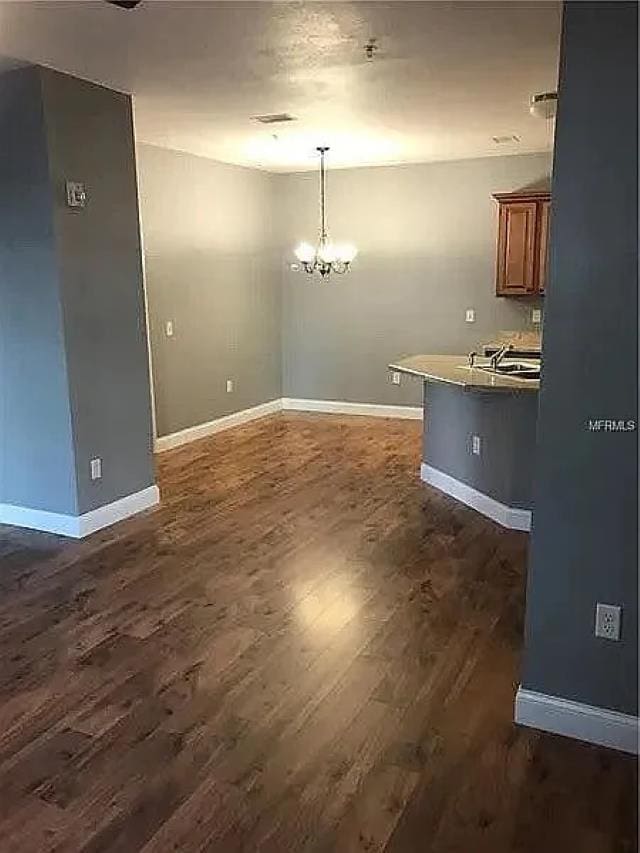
389 354 540 392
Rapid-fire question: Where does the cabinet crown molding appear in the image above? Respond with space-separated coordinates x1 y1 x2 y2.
492 190 551 203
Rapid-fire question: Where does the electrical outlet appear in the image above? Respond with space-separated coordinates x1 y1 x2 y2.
471 435 481 456
226 379 234 394
465 308 475 323
532 308 542 324
165 320 174 337
66 181 87 208
595 603 621 640
90 458 102 481
391 371 401 386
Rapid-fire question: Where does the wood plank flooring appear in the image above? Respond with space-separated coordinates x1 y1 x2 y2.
0 413 636 852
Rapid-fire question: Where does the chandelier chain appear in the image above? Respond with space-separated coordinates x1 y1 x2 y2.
319 146 328 242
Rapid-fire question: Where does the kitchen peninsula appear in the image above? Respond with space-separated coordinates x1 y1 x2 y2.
390 353 540 530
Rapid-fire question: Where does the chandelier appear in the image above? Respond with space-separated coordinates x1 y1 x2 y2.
294 146 357 278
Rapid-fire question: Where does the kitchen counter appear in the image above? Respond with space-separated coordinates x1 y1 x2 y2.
389 354 540 392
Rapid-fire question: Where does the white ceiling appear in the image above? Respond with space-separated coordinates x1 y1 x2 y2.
0 1 561 172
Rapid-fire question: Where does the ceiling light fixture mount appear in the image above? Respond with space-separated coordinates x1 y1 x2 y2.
364 38 379 61
529 91 558 120
294 147 357 279
530 91 557 155
252 113 297 125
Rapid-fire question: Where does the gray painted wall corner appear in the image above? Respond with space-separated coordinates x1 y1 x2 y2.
0 66 78 514
41 67 156 513
522 1 638 716
138 144 282 437
0 65 155 519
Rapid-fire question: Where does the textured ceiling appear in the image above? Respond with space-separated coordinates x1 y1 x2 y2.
0 1 561 171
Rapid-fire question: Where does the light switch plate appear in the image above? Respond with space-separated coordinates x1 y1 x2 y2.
471 435 481 455
532 308 542 324
165 320 174 337
90 458 102 480
391 371 401 385
465 309 475 323
226 379 234 393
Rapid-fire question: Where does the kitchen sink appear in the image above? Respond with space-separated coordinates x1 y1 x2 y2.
491 362 530 373
459 361 540 380
482 363 540 380
498 368 540 380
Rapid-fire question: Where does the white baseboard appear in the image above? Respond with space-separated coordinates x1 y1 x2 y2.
420 463 531 531
515 687 639 755
281 398 423 420
155 398 422 454
77 485 160 537
0 485 160 539
0 503 84 538
155 399 283 452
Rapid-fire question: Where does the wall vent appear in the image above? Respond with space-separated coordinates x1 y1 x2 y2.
492 134 521 144
252 113 297 125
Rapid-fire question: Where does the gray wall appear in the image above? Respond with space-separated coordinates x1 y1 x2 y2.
138 144 281 437
0 66 155 518
522 2 638 715
0 68 78 514
423 384 538 509
42 69 155 514
278 153 551 406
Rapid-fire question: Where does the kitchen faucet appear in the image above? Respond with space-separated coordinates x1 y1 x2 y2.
489 344 513 371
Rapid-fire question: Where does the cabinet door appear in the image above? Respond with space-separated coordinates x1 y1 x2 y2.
537 200 551 294
495 202 538 295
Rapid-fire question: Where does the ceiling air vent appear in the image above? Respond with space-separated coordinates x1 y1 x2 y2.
251 113 297 125
492 134 521 144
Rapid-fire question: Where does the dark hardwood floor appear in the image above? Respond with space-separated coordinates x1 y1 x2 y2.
0 413 636 852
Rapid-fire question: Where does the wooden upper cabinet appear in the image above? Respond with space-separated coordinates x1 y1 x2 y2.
493 190 551 296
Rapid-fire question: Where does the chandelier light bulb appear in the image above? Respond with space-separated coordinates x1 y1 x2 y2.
337 243 358 263
529 91 558 120
295 242 315 263
318 241 337 263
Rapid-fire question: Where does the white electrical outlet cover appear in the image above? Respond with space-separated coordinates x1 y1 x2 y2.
391 371 401 385
595 603 621 640
226 380 234 393
165 320 174 337
471 435 481 455
465 309 475 323
532 309 542 324
66 181 86 208
90 458 102 480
